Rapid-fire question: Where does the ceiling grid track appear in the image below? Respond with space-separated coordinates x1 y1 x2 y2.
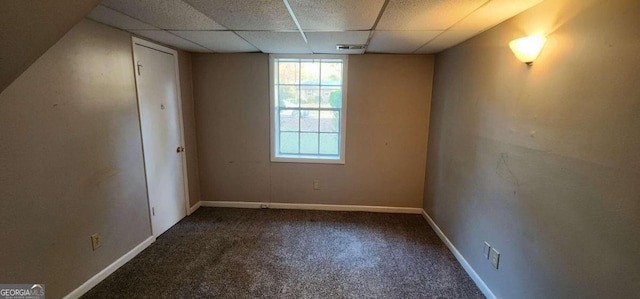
365 0 391 52
411 0 492 54
177 1 263 53
98 4 216 52
282 0 313 53
165 30 216 52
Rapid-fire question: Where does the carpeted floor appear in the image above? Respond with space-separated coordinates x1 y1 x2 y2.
83 208 484 298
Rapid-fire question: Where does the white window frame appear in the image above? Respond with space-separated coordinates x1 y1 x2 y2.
269 54 348 164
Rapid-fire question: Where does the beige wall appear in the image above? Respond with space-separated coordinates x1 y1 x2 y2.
0 19 202 298
0 20 149 298
0 1 100 93
193 54 433 208
424 0 640 298
178 51 202 206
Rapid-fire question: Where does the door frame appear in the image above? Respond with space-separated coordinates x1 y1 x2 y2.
131 37 191 237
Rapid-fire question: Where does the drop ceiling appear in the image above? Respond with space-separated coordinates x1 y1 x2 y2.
88 0 543 54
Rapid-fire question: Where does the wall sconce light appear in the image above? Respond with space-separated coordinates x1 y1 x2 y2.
509 35 546 65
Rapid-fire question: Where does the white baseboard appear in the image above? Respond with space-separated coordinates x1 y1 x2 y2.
188 201 201 215
200 201 264 209
64 236 155 299
421 210 496 299
199 201 422 214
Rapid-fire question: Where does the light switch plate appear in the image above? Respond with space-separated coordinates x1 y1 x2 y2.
490 247 500 269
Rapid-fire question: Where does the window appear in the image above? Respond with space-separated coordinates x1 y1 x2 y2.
270 55 347 164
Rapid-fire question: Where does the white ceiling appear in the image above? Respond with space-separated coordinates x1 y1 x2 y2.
88 0 543 54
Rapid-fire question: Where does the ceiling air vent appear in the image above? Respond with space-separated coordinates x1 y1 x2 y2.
336 44 366 50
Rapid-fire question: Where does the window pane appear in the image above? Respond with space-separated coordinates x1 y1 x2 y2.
300 110 319 132
320 111 339 133
300 60 320 83
280 132 299 154
300 86 319 108
279 85 299 107
319 133 339 155
300 133 319 154
321 60 342 85
272 56 346 162
278 60 299 84
320 86 341 108
280 110 299 131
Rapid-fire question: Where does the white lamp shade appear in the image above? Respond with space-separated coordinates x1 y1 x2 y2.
509 35 546 64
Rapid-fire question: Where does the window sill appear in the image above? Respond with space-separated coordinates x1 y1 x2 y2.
271 155 345 165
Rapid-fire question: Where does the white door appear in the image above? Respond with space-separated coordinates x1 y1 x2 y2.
133 38 188 237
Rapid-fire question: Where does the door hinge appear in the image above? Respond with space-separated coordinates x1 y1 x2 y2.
137 61 143 75
152 207 155 216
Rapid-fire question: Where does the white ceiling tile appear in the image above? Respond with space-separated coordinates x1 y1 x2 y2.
377 0 488 30
306 31 370 54
131 30 212 53
452 0 544 31
288 0 386 30
169 31 259 53
367 31 441 53
235 31 311 54
183 0 296 30
415 30 478 53
95 0 542 55
101 0 225 30
87 5 157 30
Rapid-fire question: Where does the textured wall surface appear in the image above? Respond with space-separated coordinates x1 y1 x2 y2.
424 0 640 297
0 0 101 93
193 54 433 208
0 20 150 298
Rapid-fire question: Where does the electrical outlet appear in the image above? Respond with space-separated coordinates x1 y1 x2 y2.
490 247 500 269
91 233 102 251
313 179 320 190
483 242 491 259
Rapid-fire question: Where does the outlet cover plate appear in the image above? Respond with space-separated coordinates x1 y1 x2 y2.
490 247 500 269
91 233 102 251
483 242 491 259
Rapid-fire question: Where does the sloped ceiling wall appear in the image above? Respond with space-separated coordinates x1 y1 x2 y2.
0 0 101 93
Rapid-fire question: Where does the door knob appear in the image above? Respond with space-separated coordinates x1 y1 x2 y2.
177 146 185 153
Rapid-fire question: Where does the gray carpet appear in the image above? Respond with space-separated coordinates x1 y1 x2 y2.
83 208 484 298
